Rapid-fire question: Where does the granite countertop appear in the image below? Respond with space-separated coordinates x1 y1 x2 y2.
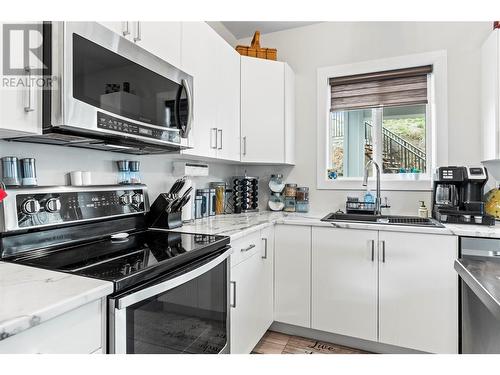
173 211 500 240
455 257 500 319
169 211 493 239
0 262 113 341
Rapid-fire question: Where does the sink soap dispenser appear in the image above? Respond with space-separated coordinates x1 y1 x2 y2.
364 189 374 204
418 201 429 218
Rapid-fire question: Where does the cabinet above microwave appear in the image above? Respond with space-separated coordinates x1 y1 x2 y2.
7 22 193 155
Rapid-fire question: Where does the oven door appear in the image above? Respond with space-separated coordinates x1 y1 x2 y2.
108 247 231 354
46 22 193 148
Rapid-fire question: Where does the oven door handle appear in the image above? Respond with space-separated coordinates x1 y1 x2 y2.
115 247 232 310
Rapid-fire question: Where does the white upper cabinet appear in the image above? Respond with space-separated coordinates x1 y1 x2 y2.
181 22 219 159
378 231 458 353
137 22 181 68
214 34 241 161
284 63 296 164
481 29 500 160
99 22 182 69
312 227 378 342
181 22 240 161
241 56 285 163
0 22 42 138
98 21 127 36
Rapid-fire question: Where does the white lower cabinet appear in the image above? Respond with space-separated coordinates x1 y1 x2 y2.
306 227 458 353
0 299 105 354
312 227 378 342
274 225 311 327
230 227 274 353
378 231 458 353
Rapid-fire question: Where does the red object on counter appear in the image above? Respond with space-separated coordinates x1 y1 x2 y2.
0 188 7 202
495 21 500 29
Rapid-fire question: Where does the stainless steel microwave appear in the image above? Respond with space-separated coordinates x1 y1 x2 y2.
12 22 193 154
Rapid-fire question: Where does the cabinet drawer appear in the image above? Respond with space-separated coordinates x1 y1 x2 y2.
0 299 104 354
230 230 262 268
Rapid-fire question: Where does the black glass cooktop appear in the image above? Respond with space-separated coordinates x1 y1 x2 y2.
9 230 229 292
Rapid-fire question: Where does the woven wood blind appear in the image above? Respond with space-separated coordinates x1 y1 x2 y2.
329 65 433 112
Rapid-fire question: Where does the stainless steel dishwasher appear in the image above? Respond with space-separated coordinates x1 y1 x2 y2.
460 237 500 354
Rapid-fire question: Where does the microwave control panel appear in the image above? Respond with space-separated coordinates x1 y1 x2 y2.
97 112 180 143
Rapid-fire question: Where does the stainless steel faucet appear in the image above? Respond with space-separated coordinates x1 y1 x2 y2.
362 159 382 216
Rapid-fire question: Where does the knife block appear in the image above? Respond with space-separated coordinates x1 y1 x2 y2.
147 194 183 229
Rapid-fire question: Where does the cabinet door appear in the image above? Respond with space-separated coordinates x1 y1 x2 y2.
378 231 458 353
312 227 378 341
230 251 264 354
0 22 42 138
98 21 128 37
260 225 275 330
274 224 311 327
284 63 295 165
181 22 218 158
138 22 182 68
215 36 240 161
241 56 285 163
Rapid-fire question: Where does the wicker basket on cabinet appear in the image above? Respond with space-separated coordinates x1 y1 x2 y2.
235 31 277 61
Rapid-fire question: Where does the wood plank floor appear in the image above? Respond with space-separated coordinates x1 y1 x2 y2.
252 330 371 354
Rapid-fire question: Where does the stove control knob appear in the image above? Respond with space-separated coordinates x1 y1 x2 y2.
119 193 132 205
45 197 62 213
21 198 41 215
132 193 144 205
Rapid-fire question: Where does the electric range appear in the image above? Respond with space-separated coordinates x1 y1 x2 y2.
0 185 231 354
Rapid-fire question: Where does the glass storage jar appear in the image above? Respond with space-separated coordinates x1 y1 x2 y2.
284 196 296 212
296 200 309 213
268 193 285 211
296 187 309 201
284 183 297 197
269 174 285 193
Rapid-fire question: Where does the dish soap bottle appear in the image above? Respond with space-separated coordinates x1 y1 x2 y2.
364 189 375 204
418 201 429 218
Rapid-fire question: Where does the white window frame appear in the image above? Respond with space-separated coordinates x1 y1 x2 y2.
316 50 448 191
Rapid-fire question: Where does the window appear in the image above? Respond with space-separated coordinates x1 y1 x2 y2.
317 51 448 190
328 65 431 179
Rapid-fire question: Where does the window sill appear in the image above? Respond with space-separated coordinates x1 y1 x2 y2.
317 178 432 191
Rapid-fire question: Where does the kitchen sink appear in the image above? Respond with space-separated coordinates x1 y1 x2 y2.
321 212 445 228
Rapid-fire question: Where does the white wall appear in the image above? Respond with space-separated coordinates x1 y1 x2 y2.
237 22 492 215
0 140 238 201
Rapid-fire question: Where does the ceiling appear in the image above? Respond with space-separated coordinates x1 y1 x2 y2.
221 21 320 40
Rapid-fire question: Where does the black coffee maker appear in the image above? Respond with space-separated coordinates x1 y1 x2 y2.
432 166 495 225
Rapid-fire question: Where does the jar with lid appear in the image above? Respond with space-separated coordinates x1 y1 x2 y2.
268 193 285 211
284 183 297 197
269 174 285 193
284 196 296 212
129 161 141 184
296 200 309 213
296 187 309 201
116 160 130 184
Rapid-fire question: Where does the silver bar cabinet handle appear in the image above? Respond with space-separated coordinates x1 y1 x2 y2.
262 238 268 259
242 136 247 156
217 129 223 150
211 128 218 149
241 244 255 252
230 281 236 308
134 21 141 42
381 240 386 263
24 66 35 113
122 21 130 36
371 240 375 262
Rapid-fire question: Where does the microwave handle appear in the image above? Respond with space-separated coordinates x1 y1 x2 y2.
114 247 231 309
181 79 193 137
